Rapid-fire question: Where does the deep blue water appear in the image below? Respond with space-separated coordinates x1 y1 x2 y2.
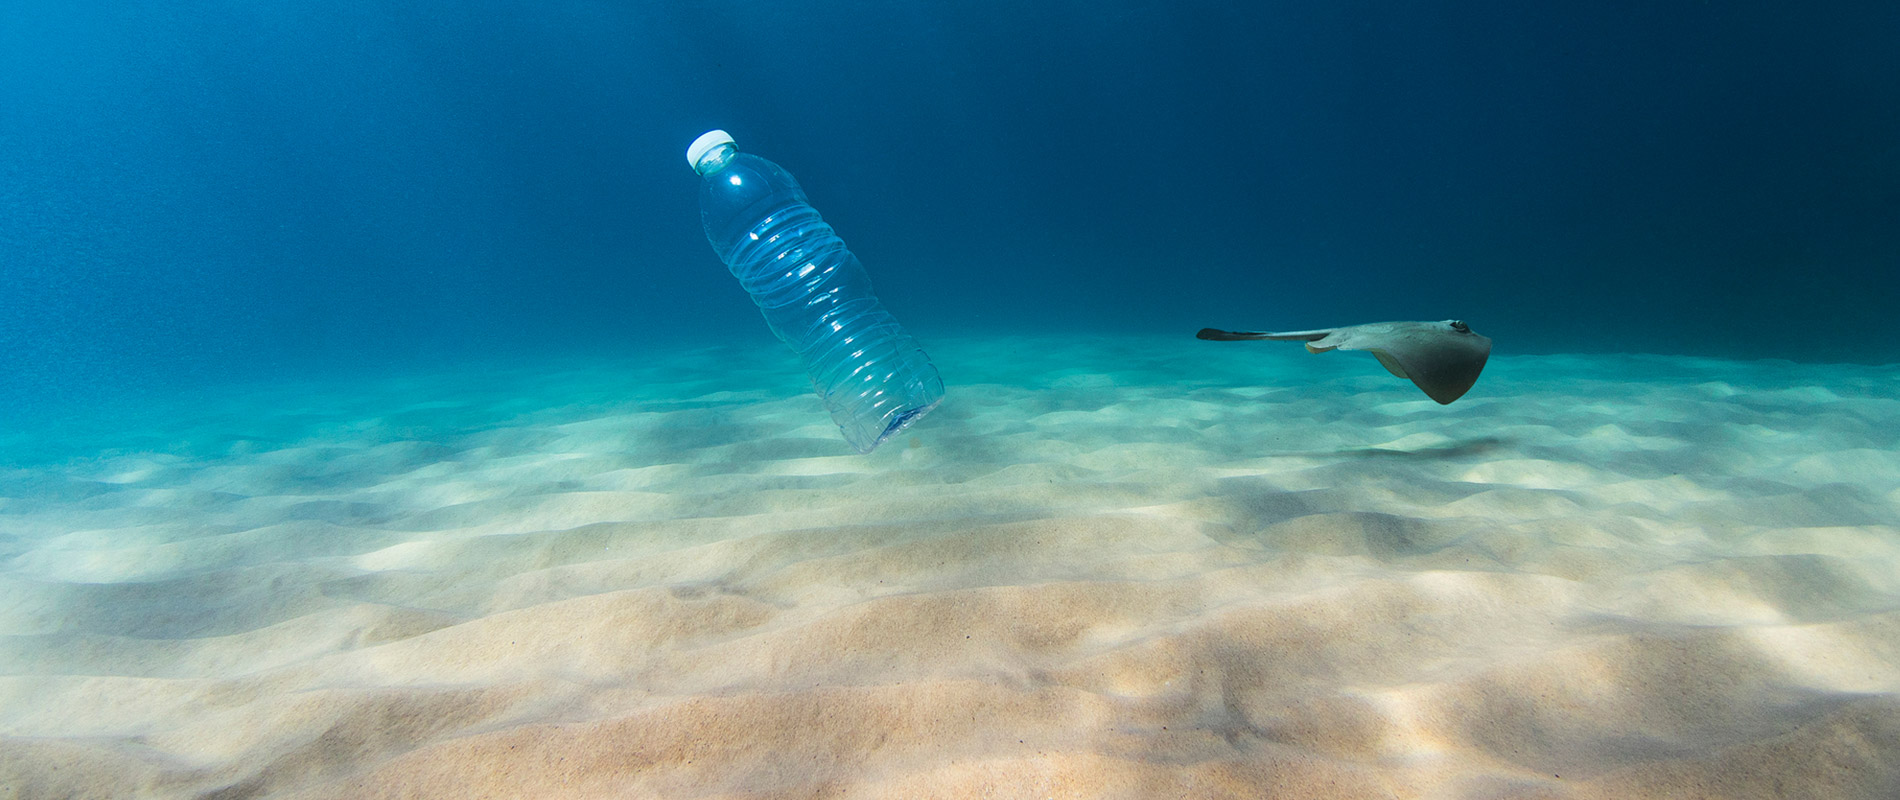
4 0 1897 417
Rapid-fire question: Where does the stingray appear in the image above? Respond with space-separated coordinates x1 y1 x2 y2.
1197 320 1493 404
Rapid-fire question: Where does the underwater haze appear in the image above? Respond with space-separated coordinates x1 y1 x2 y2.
9 3 1900 798
4 0 1899 416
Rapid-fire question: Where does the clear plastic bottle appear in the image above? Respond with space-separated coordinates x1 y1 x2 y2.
687 130 944 453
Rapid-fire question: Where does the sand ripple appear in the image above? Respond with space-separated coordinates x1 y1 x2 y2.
2 336 1898 798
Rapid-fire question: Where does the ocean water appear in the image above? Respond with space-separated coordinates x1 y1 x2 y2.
4 1 1900 797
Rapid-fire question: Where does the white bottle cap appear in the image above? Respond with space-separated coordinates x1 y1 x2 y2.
687 129 736 170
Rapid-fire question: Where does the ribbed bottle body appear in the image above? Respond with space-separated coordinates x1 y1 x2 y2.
698 152 942 453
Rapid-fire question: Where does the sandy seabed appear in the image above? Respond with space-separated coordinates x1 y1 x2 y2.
3 334 1899 799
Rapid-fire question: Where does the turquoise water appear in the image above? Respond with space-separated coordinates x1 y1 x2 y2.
3 1 1897 419
4 1 1899 795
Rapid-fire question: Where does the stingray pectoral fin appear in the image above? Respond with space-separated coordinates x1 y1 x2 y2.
1201 319 1494 405
1371 330 1492 405
1302 320 1494 404
1367 348 1411 379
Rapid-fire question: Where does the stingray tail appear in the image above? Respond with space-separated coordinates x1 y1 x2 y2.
1197 328 1327 342
1197 328 1266 341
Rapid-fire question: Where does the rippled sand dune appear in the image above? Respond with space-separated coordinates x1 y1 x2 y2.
3 335 1898 799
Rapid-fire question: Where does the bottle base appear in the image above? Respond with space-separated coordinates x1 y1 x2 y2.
850 399 942 454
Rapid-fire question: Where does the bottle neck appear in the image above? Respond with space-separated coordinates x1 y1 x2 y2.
693 143 737 176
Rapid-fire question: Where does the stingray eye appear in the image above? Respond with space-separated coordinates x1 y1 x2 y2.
1450 320 1469 332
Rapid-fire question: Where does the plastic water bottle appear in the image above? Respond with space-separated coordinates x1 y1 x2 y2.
687 130 944 453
